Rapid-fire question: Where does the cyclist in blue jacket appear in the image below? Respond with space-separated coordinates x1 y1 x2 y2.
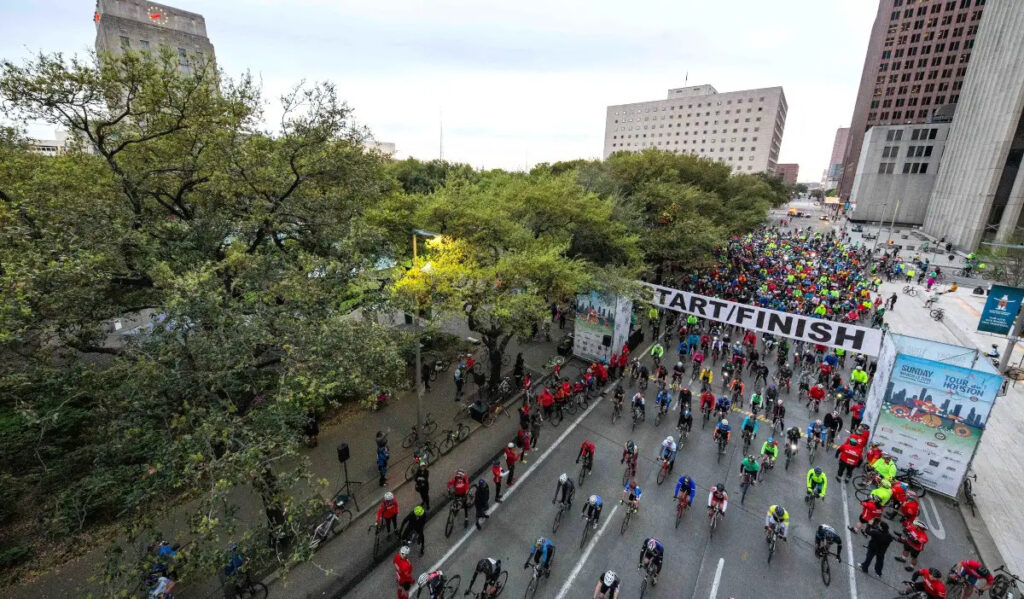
674 475 696 506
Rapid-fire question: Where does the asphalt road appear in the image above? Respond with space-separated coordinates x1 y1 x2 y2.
348 331 978 599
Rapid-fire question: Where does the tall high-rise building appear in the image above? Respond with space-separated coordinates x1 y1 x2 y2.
775 163 799 185
604 84 787 174
922 1 1024 249
824 127 850 190
94 0 215 71
839 0 986 202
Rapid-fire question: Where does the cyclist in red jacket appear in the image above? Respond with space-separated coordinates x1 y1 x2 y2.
576 440 596 465
908 567 946 598
377 491 399 534
952 559 995 597
447 470 472 527
394 545 413 599
835 437 864 483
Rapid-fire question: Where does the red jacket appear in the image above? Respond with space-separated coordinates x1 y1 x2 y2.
809 385 826 401
866 447 883 465
859 499 882 522
448 474 469 496
491 463 504 483
539 389 554 407
900 500 920 521
838 441 864 466
903 524 928 551
504 446 518 467
377 498 399 521
394 554 413 585
916 568 945 598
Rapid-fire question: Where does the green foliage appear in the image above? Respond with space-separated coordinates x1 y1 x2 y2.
0 50 404 589
388 157 476 195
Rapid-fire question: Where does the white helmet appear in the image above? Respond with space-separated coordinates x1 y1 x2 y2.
384 491 394 501
604 571 617 586
399 545 410 558
721 418 729 426
558 473 568 484
666 435 674 444
417 573 428 586
508 442 515 449
589 495 598 505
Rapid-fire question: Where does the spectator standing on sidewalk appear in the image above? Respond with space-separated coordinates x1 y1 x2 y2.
376 432 390 487
474 479 490 530
413 461 430 510
504 443 519 487
530 412 542 452
454 364 465 400
517 427 532 463
513 353 525 388
518 399 530 429
421 361 432 392
861 521 895 576
492 460 508 501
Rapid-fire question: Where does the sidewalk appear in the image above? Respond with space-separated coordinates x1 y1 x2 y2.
880 280 1024 576
5 319 568 599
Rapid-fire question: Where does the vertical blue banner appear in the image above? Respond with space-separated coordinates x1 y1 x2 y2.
977 285 1024 334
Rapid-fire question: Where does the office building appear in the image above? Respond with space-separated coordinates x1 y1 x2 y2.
848 122 950 225
922 1 1024 249
364 141 397 157
824 127 850 190
94 0 215 72
604 84 787 174
839 0 986 202
26 130 85 157
776 163 799 184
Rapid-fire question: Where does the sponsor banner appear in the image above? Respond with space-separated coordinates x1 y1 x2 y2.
869 353 1002 497
977 284 1024 335
642 282 883 356
574 291 620 362
862 334 897 430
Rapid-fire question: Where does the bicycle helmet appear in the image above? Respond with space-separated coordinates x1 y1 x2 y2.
774 505 785 518
646 539 658 552
721 418 729 427
399 545 410 558
558 473 568 484
456 469 466 477
928 567 941 578
815 419 823 426
604 571 617 586
535 537 545 548
383 491 394 501
777 400 783 407
417 573 429 586
881 479 892 489
716 483 726 493
508 442 515 449
413 505 425 517
666 435 674 445
676 361 683 369
588 495 598 506
626 441 636 453
913 520 927 531
767 437 774 444
814 467 822 475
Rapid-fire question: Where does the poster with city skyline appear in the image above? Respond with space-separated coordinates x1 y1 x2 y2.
871 353 1002 497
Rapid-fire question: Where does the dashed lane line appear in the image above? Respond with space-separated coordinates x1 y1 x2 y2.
553 504 620 599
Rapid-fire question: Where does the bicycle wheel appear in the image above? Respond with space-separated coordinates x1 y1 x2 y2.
424 417 438 436
612 405 620 424
807 495 816 518
523 575 538 599
820 554 832 586
657 463 668 485
639 575 648 599
675 502 684 528
905 479 927 498
580 518 593 549
578 463 588 486
767 534 776 564
482 408 496 427
620 509 631 535
552 505 563 533
855 487 871 502
238 581 269 599
445 574 461 597
493 570 509 597
333 509 352 535
371 526 382 559
405 462 418 482
710 511 718 538
440 435 456 456
564 400 577 416
401 430 417 449
550 408 563 427
852 475 871 491
445 508 456 538
655 410 663 426
785 450 792 471
578 395 589 410
741 480 750 504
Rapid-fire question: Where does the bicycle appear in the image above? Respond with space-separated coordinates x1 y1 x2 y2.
740 471 756 504
444 487 476 538
622 458 638 487
708 505 723 538
309 493 353 550
368 521 385 560
523 562 546 599
620 501 636 535
758 454 775 481
902 285 918 296
579 509 598 549
742 428 753 453
438 423 470 455
990 564 1023 599
674 493 691 528
815 544 839 587
577 454 593 486
638 557 658 599
551 500 568 533
656 456 671 485
961 470 977 517
892 580 931 598
766 522 781 564
230 571 269 599
631 405 644 431
701 403 712 429
715 432 728 464
654 402 669 426
930 308 945 321
401 413 438 448
471 571 508 599
405 442 439 481
806 490 821 518
808 437 820 464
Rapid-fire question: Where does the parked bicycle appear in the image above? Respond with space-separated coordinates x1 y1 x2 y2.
401 413 438 448
930 308 945 321
438 423 470 455
961 470 977 517
309 493 353 550
902 285 918 296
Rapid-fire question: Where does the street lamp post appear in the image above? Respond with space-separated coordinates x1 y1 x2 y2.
411 229 440 449
872 202 888 253
884 199 902 247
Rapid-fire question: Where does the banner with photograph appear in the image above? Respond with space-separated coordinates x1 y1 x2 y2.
642 282 883 356
869 353 1002 497
573 291 618 362
977 284 1024 335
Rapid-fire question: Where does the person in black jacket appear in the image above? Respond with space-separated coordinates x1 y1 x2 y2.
861 521 895 576
399 506 427 556
413 462 430 511
474 479 490 530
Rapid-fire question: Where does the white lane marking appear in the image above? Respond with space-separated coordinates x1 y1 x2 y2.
922 496 946 540
413 389 606 592
553 504 620 599
709 557 725 599
841 485 860 599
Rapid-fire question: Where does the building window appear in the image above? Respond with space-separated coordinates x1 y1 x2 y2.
879 162 896 174
120 36 131 49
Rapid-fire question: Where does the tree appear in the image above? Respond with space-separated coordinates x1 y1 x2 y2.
388 157 476 195
810 188 826 200
388 170 641 387
976 237 1024 288
0 49 404 589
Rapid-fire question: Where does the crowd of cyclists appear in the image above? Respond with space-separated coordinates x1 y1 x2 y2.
382 223 1015 599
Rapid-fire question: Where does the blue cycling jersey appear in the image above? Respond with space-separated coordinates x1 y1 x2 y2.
716 422 731 433
674 477 696 502
716 397 731 410
623 483 643 499
806 424 827 441
742 416 758 434
528 540 554 562
657 391 671 406
642 537 665 556
592 496 603 508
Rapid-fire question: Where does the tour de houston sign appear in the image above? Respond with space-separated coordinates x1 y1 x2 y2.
642 282 884 357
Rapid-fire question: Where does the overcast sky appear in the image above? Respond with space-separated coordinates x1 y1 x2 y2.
1 0 878 181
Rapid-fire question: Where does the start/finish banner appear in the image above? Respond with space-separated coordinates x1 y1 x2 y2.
642 282 883 356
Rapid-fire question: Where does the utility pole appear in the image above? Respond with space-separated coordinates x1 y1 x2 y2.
884 199 902 247
872 202 888 253
998 305 1024 373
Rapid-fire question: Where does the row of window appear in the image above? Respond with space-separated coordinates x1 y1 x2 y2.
881 144 934 159
612 96 770 116
119 36 198 66
615 108 764 124
611 144 762 170
892 0 985 11
882 35 974 57
885 128 940 142
876 161 931 175
611 135 760 146
613 123 763 133
868 105 956 121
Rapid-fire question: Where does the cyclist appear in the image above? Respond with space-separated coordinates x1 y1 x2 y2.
672 361 685 385
851 367 869 395
524 537 555 578
865 442 883 466
699 389 715 416
674 475 696 508
612 385 624 413
650 342 665 366
896 520 929 572
621 479 642 512
739 454 761 482
777 363 793 391
907 567 946 598
741 413 758 444
873 453 897 482
691 349 706 371
631 392 646 421
850 496 883 534
581 494 603 526
447 469 472 527
785 425 801 449
807 467 828 501
771 398 786 429
750 388 765 413
729 378 745 401
677 407 693 434
395 545 414 599
553 473 575 509
147 575 175 599
637 538 665 586
951 560 994 597
823 410 843 445
465 558 502 598
416 570 447 599
655 388 672 416
814 524 843 562
714 395 731 420
806 419 827 450
713 418 731 445
808 382 826 409
836 436 864 482
660 435 678 471
760 437 779 467
621 440 639 476
576 440 596 470
699 366 714 390
377 491 400 535
765 505 790 541
678 386 692 411
765 382 778 405
707 483 728 518
871 478 894 506
594 570 621 599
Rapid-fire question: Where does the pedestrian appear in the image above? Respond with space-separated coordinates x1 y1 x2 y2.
376 431 390 487
398 505 427 557
473 368 487 400
518 398 530 430
413 461 430 510
861 520 895 576
558 309 567 330
530 412 542 451
517 428 531 463
609 351 619 379
421 361 432 392
513 353 525 388
454 364 465 400
491 460 507 501
474 479 490 530
504 442 518 487
887 293 897 310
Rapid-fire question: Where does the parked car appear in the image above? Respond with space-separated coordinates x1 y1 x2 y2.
862 232 877 240
851 224 864 232
819 215 829 221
